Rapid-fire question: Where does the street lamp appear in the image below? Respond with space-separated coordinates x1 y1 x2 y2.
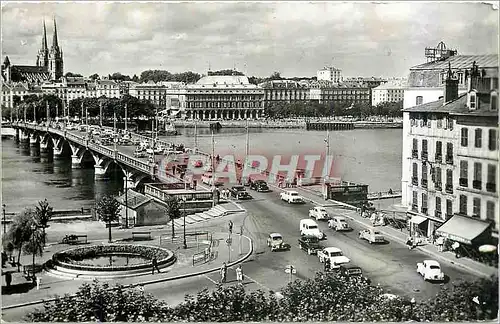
182 196 187 249
410 297 416 320
2 204 6 234
30 223 38 284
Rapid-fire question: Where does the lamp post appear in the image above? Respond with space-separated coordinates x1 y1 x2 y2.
80 101 84 126
124 103 128 133
182 197 187 249
99 101 103 127
410 297 416 320
2 204 6 234
30 223 37 284
211 130 217 207
324 129 330 183
33 103 36 123
124 176 129 229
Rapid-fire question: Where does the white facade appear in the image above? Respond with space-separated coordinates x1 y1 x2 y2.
372 86 405 106
404 88 468 109
317 66 342 83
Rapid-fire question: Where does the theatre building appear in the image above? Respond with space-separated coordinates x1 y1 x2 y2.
184 75 264 120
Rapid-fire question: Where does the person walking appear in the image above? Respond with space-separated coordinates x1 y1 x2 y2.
151 256 161 274
228 220 233 234
220 262 227 283
5 272 12 288
235 265 243 285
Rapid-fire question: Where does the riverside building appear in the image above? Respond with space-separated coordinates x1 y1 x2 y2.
401 60 498 244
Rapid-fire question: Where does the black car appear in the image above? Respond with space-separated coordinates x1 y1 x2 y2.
229 185 252 200
339 265 363 277
250 180 270 192
298 235 322 255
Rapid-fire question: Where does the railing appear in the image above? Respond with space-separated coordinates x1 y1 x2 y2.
421 151 428 161
412 177 418 186
435 154 442 163
421 178 428 188
445 155 453 165
472 180 482 190
486 182 496 193
411 150 418 159
445 183 453 194
116 152 151 173
459 178 468 187
434 182 442 191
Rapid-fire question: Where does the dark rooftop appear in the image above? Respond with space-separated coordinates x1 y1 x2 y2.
403 93 498 117
411 54 498 70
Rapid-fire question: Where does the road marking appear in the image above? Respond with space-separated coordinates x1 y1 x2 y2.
203 274 218 284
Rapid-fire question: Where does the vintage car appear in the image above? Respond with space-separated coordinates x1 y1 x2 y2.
298 235 322 255
328 216 351 231
309 207 329 221
280 190 303 204
359 228 386 244
417 260 445 281
317 247 350 269
249 180 270 192
299 219 325 240
267 233 291 252
191 159 204 168
229 185 252 200
339 265 363 277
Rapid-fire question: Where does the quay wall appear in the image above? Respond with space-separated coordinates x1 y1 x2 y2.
173 120 402 130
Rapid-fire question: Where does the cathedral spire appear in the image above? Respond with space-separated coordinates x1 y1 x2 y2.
42 19 48 51
52 17 59 49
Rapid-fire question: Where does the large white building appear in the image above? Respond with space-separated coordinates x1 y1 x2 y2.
372 79 406 106
401 60 498 245
317 66 343 83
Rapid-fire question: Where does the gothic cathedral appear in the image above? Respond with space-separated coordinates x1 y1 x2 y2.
36 18 63 80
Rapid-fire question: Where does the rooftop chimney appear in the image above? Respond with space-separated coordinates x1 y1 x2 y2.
444 62 458 103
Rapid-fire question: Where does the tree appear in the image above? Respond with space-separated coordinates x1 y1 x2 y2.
208 69 244 76
65 72 83 77
5 208 38 271
269 71 282 80
109 72 132 81
95 196 121 243
165 197 181 238
35 198 53 246
89 73 100 81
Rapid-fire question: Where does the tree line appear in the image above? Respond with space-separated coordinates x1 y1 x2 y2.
25 273 497 322
264 101 403 119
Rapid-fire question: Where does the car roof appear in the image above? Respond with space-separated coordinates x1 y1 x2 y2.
301 219 318 225
324 247 342 253
333 216 346 220
269 233 282 237
287 190 299 194
424 260 440 266
316 207 326 210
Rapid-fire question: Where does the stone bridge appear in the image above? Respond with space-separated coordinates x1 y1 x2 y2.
11 121 182 190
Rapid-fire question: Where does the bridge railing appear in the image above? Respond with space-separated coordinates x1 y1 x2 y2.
116 152 151 174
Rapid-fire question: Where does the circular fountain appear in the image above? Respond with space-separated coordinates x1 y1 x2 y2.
47 244 176 279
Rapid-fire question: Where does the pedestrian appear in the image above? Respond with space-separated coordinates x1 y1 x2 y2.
452 241 460 258
1 250 7 268
138 284 145 293
5 272 12 288
388 188 393 195
228 220 233 234
324 258 331 272
151 256 160 274
235 265 243 285
406 236 413 250
436 236 445 252
220 262 227 283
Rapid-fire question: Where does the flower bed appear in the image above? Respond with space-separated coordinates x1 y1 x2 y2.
51 244 175 272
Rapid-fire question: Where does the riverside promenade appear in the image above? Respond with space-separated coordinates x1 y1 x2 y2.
1 212 252 315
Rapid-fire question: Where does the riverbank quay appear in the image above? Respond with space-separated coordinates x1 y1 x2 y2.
173 119 403 130
2 219 253 312
270 184 498 279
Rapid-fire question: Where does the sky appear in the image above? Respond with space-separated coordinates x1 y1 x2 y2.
1 1 498 79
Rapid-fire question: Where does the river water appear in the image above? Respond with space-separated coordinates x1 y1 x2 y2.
1 127 402 213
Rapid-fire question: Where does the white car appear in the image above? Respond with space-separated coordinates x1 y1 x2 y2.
317 247 350 269
309 207 329 220
417 260 445 281
280 190 303 204
328 216 350 231
299 219 324 240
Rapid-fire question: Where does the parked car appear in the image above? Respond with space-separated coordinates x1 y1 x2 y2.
417 260 445 281
339 265 363 277
280 190 303 204
309 207 329 221
328 216 351 231
267 233 290 252
229 185 252 200
191 159 203 168
250 180 270 192
299 219 324 239
317 247 350 269
359 228 386 244
298 235 322 255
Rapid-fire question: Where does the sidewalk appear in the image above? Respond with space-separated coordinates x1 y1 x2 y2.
1 228 252 310
271 183 498 279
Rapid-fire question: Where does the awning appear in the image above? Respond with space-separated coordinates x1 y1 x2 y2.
436 215 491 245
410 215 428 225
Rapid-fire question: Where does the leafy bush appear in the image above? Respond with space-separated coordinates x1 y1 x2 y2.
25 273 498 322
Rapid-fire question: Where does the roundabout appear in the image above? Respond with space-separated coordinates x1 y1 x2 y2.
46 244 176 279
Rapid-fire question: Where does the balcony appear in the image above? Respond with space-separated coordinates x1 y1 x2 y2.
411 150 418 159
435 182 442 191
459 178 468 187
421 151 428 161
435 154 442 163
421 207 428 215
445 184 453 194
421 178 428 188
435 210 442 218
412 204 418 212
472 180 482 190
486 182 496 193
446 155 453 165
412 177 418 186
